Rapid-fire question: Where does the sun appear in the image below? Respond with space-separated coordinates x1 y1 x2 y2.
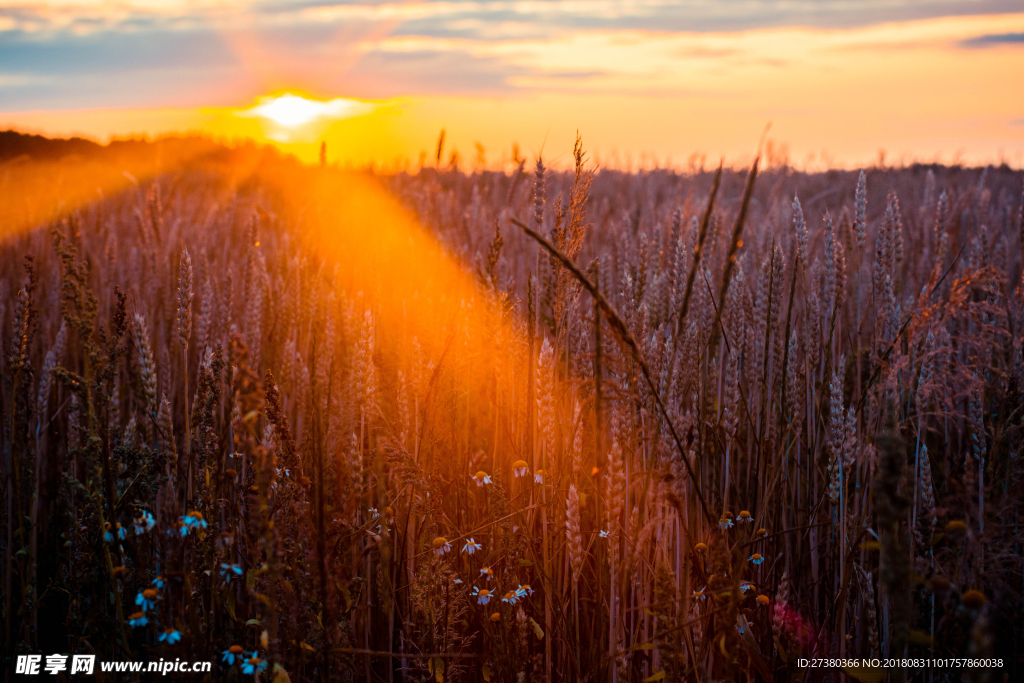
236 93 377 141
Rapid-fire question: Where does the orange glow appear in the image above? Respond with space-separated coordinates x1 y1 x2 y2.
0 138 225 240
0 141 497 365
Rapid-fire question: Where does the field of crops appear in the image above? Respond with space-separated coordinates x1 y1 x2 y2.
2 136 1022 681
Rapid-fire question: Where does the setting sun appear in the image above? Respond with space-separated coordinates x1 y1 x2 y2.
239 94 375 128
234 93 378 142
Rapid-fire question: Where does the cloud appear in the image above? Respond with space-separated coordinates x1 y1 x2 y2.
345 47 529 96
0 73 40 88
0 28 244 109
3 1 1023 37
2 1 1024 111
960 32 1024 47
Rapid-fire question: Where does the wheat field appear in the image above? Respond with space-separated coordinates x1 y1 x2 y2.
1 136 1023 681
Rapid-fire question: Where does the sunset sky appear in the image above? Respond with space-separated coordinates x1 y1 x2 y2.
1 0 1023 169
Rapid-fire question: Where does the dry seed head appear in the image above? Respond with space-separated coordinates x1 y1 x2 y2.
858 567 879 655
177 246 193 348
824 211 838 311
833 224 847 314
886 192 904 267
10 288 30 369
806 285 822 364
122 413 137 449
934 190 950 267
533 157 545 228
605 439 625 538
854 170 867 250
37 321 68 420
829 355 846 461
969 388 986 462
827 454 842 506
133 313 158 414
245 254 265 368
792 195 808 269
919 444 936 522
197 273 214 353
566 483 583 581
785 335 803 435
536 338 555 458
842 407 857 469
353 309 377 410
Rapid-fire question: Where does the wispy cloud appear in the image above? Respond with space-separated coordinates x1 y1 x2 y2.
3 1 1022 36
960 31 1024 47
1 1 1024 111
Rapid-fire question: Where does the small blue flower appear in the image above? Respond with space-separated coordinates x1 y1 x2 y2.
692 588 706 600
599 530 610 538
159 628 182 644
719 517 734 529
180 511 207 535
220 563 243 578
750 554 764 565
516 584 534 598
152 576 165 589
134 511 156 536
136 590 157 611
462 538 482 555
502 591 518 605
222 646 245 665
453 578 463 585
241 654 267 675
128 612 148 627
368 508 379 517
740 582 753 593
471 586 492 605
